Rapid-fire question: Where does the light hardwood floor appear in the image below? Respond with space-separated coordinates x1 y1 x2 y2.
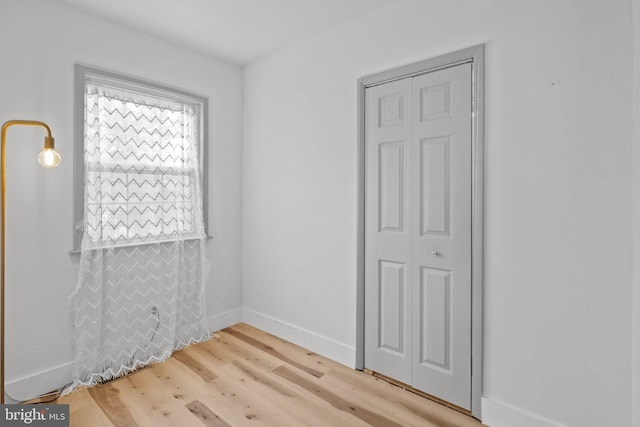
57 323 486 426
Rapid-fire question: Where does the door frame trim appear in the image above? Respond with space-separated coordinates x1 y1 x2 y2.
355 44 485 419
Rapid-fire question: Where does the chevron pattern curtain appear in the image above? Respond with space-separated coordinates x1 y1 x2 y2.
67 81 210 392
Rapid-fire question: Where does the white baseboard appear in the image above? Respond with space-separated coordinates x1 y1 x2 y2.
481 397 569 427
242 307 356 368
207 307 243 332
5 361 73 403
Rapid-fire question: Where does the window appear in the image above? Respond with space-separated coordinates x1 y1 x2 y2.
73 65 208 250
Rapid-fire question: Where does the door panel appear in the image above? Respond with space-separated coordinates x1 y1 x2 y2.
419 267 451 370
379 141 406 232
420 82 452 121
365 62 472 409
364 77 412 385
378 260 406 354
420 136 451 237
411 63 472 408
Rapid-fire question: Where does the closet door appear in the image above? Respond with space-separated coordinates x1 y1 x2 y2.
365 63 472 409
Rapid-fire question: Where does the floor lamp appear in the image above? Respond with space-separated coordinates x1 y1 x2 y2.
1 120 61 404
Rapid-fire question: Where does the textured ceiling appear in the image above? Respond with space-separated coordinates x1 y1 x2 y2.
56 0 398 65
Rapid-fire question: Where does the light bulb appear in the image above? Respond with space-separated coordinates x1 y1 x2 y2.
38 148 62 168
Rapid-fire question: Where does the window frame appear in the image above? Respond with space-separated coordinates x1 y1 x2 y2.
73 64 209 251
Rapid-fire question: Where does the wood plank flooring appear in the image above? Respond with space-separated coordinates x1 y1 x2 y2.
56 324 485 427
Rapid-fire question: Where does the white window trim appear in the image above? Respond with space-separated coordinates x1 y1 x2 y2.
72 64 210 253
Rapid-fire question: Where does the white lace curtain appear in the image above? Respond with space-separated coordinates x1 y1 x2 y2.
66 81 210 392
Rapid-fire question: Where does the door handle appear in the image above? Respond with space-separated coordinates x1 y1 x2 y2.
431 251 438 257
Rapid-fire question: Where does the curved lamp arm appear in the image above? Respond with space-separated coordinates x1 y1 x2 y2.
1 120 61 404
1 120 53 139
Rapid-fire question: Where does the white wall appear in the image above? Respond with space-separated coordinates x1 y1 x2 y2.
0 0 243 400
632 0 640 425
243 1 633 426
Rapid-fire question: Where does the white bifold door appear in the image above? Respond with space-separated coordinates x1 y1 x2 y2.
364 63 472 409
